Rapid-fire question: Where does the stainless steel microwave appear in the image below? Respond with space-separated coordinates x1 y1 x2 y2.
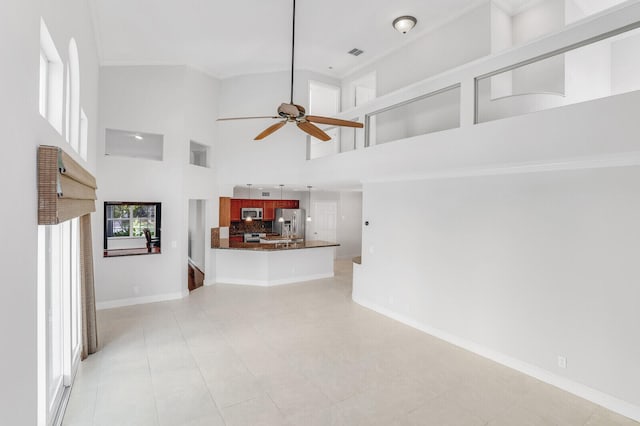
241 207 263 220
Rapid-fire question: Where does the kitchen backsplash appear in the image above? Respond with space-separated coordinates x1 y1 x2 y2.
230 221 273 234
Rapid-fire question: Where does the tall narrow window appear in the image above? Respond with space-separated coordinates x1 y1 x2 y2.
39 19 64 133
64 64 70 142
68 39 80 152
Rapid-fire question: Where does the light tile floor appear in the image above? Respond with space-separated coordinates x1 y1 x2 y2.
63 260 638 426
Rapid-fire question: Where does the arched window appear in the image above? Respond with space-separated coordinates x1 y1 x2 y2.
68 39 80 152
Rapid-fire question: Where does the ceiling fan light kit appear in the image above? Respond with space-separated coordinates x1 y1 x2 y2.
217 0 364 142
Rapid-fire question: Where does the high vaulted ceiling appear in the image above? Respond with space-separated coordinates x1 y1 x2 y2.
89 0 622 79
88 0 499 78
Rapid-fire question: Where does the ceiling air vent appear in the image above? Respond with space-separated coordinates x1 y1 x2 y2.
348 48 364 56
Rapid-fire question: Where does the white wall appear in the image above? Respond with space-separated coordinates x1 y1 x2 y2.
341 3 493 104
297 190 362 259
506 0 567 96
96 65 219 307
490 3 514 99
356 165 640 411
611 31 640 95
337 191 363 259
0 0 99 423
216 70 340 187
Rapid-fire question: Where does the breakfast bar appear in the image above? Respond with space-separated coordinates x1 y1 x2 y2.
213 239 339 286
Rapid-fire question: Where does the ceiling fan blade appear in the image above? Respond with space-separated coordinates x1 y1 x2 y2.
218 116 279 121
297 121 331 141
306 115 364 128
255 121 287 140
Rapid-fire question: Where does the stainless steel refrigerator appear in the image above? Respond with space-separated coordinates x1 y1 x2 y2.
273 209 305 239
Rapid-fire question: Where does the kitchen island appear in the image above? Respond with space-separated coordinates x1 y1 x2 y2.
213 239 339 286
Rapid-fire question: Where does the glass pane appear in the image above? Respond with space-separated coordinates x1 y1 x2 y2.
476 26 640 123
47 225 64 415
110 219 130 237
491 0 628 55
107 204 130 219
367 85 461 146
133 205 155 218
132 219 148 237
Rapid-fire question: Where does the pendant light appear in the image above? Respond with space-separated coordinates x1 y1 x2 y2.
306 186 312 222
278 184 285 223
245 184 253 222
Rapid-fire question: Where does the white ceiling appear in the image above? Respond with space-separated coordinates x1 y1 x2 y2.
89 0 625 79
89 0 512 78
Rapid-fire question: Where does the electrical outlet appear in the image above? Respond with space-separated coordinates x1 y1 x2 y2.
557 355 567 369
171 240 177 248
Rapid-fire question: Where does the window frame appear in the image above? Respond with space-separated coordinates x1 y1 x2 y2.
103 202 162 257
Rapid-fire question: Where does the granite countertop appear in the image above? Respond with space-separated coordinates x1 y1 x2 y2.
214 239 339 251
230 232 278 236
260 235 304 241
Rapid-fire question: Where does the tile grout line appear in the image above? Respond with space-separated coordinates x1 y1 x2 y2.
176 307 229 426
142 319 162 426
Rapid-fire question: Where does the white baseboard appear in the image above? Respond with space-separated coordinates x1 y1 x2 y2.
352 296 640 422
96 290 188 310
216 272 334 287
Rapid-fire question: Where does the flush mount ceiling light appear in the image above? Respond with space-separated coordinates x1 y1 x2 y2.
393 16 417 34
133 134 143 140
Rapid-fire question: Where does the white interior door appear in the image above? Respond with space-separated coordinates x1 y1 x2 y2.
311 201 337 243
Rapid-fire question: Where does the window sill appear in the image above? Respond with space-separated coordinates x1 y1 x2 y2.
103 247 161 258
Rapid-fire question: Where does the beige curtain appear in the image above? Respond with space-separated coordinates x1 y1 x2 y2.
79 214 98 359
38 145 99 358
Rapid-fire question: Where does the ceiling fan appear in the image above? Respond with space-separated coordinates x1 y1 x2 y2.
217 0 364 142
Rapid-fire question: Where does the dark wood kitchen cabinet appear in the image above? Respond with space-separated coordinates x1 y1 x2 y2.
263 200 275 220
227 198 299 222
241 199 261 209
230 199 242 221
219 197 231 227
